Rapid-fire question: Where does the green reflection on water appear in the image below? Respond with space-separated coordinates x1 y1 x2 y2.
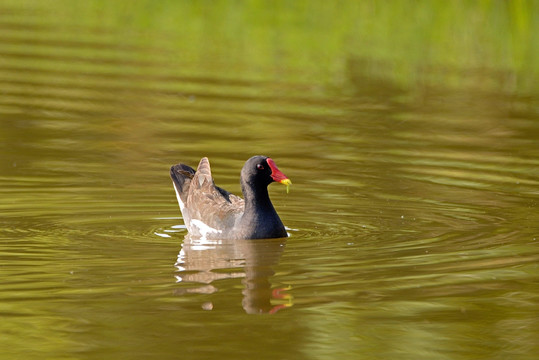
1 0 537 89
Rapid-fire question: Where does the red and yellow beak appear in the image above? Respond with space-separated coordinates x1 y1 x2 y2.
267 158 292 193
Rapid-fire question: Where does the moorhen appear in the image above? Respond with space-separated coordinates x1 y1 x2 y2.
170 156 291 240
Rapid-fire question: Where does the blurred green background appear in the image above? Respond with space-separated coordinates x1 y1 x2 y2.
3 0 537 89
1 1 538 360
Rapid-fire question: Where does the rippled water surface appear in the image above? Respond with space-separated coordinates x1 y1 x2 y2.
1 2 538 360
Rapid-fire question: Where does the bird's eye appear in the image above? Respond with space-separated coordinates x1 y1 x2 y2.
257 164 264 170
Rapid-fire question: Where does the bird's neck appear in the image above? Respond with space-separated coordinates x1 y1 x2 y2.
241 181 276 217
239 180 286 239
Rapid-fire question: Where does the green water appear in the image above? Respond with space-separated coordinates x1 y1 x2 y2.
1 1 538 359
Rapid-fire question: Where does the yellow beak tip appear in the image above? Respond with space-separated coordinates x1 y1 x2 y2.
280 179 292 193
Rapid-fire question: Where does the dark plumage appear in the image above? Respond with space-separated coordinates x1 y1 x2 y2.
170 156 291 240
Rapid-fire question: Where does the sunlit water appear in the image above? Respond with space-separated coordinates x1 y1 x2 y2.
1 2 538 360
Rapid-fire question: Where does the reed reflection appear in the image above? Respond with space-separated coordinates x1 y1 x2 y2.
174 235 292 314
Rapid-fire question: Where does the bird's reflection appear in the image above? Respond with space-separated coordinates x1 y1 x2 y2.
174 235 292 314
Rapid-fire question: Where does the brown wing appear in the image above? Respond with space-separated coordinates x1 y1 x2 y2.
185 157 244 233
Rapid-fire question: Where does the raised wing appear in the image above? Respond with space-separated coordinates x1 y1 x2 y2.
185 158 244 237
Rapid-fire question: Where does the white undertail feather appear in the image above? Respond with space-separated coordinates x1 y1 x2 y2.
191 219 223 240
190 219 223 235
172 182 185 212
